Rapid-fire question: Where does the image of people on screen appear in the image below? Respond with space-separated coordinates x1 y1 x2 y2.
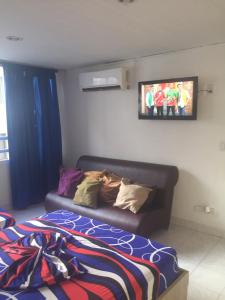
164 82 178 116
177 82 191 116
145 85 154 116
141 80 193 117
154 84 164 116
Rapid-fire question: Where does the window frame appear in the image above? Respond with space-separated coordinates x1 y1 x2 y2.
0 65 9 160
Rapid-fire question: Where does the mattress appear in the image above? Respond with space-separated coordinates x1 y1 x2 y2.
42 210 180 295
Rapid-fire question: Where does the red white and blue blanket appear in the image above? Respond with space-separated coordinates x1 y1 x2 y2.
0 218 160 300
42 210 180 295
0 209 15 229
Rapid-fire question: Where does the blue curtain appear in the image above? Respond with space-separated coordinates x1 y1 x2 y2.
3 63 62 209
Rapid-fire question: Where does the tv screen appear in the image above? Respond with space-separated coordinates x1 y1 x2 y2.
138 76 198 120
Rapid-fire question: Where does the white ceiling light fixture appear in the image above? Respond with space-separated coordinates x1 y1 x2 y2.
6 36 23 42
118 0 134 3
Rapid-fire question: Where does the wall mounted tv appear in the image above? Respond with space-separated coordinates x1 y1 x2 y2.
138 76 198 120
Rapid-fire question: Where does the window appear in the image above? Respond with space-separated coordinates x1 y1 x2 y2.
0 66 9 160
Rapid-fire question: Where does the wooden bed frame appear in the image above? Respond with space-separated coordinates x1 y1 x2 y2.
157 269 189 300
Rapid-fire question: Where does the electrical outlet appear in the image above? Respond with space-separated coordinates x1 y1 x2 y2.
194 205 204 213
194 205 215 215
205 206 215 215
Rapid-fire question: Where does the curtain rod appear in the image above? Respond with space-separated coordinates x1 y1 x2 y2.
0 59 57 73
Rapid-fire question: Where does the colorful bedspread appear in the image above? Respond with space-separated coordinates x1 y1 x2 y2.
42 210 180 295
0 209 15 229
0 217 160 300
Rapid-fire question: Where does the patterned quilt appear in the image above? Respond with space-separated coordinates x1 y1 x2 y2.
42 210 180 295
0 209 15 229
0 217 160 300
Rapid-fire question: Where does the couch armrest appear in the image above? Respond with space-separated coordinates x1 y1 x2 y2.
136 209 169 237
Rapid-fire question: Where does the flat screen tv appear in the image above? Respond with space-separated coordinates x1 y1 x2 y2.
138 76 198 120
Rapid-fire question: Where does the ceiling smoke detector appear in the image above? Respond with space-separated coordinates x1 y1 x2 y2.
6 36 23 42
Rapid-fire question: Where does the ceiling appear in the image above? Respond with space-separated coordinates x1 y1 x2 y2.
0 0 225 69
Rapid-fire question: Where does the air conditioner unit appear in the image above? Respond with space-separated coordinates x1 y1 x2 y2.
79 68 128 91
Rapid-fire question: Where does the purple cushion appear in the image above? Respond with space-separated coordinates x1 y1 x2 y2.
57 168 84 198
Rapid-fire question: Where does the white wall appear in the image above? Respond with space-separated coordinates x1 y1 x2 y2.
56 71 71 165
0 160 11 209
61 43 225 233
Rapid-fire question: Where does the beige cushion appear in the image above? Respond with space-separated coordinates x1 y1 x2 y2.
73 178 101 208
113 180 152 213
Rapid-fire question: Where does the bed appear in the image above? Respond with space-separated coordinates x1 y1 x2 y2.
0 210 188 300
0 209 15 229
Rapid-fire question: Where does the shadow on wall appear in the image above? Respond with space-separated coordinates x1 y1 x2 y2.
172 168 215 218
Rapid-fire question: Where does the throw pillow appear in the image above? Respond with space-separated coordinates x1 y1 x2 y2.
57 168 84 198
99 173 130 205
113 180 152 214
73 178 101 208
84 170 107 181
139 186 157 212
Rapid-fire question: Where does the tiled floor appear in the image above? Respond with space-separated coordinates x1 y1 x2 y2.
10 204 225 300
152 225 225 300
9 202 46 224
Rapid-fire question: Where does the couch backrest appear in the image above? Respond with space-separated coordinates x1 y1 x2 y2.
77 155 178 189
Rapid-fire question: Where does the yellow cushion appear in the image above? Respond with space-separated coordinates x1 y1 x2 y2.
73 178 101 208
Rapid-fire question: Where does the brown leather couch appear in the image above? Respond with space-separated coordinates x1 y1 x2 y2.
45 155 178 237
